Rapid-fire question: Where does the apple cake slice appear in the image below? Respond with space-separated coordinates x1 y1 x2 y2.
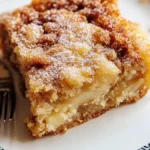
0 0 150 137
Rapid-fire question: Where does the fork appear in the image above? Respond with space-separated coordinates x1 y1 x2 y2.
0 62 16 122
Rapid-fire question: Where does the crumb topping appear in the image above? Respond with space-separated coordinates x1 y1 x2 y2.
1 0 148 103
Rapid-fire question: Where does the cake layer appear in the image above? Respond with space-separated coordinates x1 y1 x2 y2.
26 78 147 137
0 0 150 137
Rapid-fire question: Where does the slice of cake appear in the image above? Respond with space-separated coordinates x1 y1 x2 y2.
0 0 150 137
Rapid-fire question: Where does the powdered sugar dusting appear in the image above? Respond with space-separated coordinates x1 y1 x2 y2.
2 0 149 102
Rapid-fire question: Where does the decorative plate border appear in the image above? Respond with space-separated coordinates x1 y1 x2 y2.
138 143 150 150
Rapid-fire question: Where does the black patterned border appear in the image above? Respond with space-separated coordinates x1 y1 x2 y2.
138 143 150 150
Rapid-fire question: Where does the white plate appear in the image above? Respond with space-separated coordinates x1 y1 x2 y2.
0 0 150 150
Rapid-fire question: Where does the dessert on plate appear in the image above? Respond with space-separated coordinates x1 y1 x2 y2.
0 0 150 137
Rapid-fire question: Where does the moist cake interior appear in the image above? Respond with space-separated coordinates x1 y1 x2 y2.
0 0 150 137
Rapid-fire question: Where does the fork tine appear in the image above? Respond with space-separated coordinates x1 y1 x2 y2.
4 91 8 122
9 88 16 120
0 91 4 119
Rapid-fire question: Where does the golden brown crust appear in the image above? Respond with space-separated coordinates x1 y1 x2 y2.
0 0 148 104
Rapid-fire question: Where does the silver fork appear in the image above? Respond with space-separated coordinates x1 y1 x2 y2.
0 61 16 122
